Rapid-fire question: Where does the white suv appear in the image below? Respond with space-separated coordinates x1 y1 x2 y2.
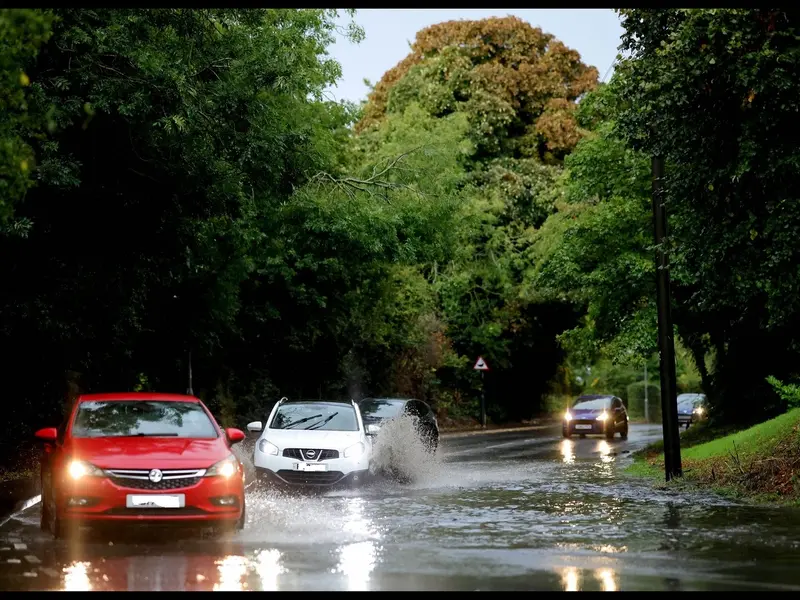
248 398 372 489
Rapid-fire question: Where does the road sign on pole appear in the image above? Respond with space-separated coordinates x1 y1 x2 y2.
474 356 489 428
473 356 490 371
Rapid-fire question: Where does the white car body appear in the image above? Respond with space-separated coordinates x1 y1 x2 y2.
248 399 373 488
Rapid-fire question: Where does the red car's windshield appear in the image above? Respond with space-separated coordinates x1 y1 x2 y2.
71 400 219 439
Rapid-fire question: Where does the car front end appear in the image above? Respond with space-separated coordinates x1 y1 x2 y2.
563 408 613 437
54 453 245 528
253 435 371 489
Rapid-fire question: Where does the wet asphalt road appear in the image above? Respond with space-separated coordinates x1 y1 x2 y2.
2 423 800 591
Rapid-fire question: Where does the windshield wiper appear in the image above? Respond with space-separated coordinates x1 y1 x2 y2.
306 412 338 430
283 414 323 429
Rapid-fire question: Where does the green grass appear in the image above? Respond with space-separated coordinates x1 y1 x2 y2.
627 409 800 505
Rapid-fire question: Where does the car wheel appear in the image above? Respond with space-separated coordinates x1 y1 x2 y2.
562 429 571 439
620 423 629 440
605 424 615 440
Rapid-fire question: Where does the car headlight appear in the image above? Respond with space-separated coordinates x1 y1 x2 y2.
693 407 704 415
257 439 279 456
344 442 365 458
206 454 239 478
596 412 609 422
68 460 104 480
564 411 572 422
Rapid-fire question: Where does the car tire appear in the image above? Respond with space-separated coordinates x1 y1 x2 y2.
620 423 629 440
562 429 571 439
605 424 615 440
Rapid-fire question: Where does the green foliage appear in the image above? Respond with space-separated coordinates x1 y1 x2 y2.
766 376 800 410
611 8 800 422
626 382 661 422
0 8 55 228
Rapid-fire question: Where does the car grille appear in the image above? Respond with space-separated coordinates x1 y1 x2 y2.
276 470 344 485
106 468 206 491
282 448 339 461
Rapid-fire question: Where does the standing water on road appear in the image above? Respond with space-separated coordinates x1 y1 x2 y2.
2 425 800 591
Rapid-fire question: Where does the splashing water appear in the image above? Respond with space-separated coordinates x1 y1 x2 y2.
368 414 443 485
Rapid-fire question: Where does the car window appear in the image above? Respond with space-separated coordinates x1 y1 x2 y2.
269 402 359 432
572 398 611 410
71 401 219 439
359 399 405 420
405 401 424 418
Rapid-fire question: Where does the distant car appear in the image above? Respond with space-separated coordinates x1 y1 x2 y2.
248 398 372 489
562 395 629 440
677 393 708 429
35 393 247 539
358 398 439 453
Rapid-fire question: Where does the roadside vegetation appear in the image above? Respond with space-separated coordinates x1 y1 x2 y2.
2 9 800 494
628 409 800 505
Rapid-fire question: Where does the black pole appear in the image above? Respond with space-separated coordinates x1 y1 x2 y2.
652 156 682 481
480 371 487 429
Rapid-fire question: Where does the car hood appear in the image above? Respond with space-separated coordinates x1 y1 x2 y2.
260 428 364 450
65 437 231 469
570 408 606 418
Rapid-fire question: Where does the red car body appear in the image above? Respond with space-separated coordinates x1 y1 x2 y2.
35 392 247 538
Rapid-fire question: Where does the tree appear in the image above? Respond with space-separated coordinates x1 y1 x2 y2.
356 16 599 164
612 8 800 422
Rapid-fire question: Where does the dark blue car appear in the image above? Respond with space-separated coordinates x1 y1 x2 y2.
677 393 707 429
562 395 629 440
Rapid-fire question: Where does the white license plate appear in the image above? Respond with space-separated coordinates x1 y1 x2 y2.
574 424 592 430
126 494 185 509
293 462 328 472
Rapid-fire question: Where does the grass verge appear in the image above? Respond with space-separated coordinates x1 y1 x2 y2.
627 409 800 505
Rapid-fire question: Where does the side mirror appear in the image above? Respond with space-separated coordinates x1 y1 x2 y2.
366 424 381 436
35 427 58 442
246 421 263 433
225 428 246 444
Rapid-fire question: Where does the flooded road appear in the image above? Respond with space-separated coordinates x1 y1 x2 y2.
2 424 800 591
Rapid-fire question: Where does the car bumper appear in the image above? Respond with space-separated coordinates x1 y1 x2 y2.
563 420 611 435
255 466 371 489
253 447 370 487
55 474 245 524
677 414 693 425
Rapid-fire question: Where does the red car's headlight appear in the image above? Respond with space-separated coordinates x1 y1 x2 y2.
205 454 239 478
67 460 104 480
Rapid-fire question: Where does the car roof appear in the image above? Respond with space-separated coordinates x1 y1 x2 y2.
77 392 201 403
280 398 354 405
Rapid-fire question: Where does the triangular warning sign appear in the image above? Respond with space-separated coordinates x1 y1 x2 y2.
473 356 490 371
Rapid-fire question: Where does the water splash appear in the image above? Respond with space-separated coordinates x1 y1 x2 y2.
368 414 443 485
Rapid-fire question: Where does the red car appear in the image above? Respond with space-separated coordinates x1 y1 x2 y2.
35 392 247 538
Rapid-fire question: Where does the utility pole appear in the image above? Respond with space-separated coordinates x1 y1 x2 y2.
652 156 682 481
186 350 194 396
644 362 649 424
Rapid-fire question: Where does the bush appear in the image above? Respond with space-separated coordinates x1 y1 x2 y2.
766 376 800 410
626 381 661 422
